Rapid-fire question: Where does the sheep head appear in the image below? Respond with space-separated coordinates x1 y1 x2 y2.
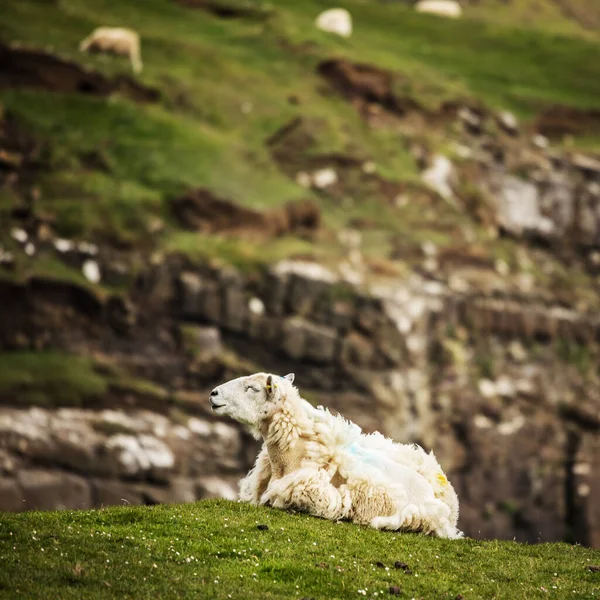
209 372 295 432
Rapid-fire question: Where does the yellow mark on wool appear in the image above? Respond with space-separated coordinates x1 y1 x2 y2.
436 473 448 486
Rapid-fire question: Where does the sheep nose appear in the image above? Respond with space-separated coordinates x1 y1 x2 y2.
210 389 219 397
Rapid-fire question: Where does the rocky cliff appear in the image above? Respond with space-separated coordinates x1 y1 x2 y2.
1 251 599 546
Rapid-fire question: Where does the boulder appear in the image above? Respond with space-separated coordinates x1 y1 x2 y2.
187 419 243 475
179 272 204 318
340 331 379 369
134 479 196 505
201 279 222 323
92 479 144 507
220 273 247 333
273 260 337 317
324 299 355 332
246 313 281 346
281 317 338 363
261 270 290 316
134 262 175 313
0 476 22 512
103 434 175 480
18 470 92 511
287 272 330 316
179 272 222 323
182 325 222 359
196 475 238 500
490 174 553 237
51 430 100 474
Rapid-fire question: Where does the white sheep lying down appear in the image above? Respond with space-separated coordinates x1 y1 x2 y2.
79 27 143 74
210 372 463 539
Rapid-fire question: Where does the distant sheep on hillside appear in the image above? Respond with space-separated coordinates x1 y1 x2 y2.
210 372 462 539
416 0 463 19
79 27 143 74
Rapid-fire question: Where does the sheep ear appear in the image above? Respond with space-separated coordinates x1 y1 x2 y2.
265 374 276 399
283 373 295 384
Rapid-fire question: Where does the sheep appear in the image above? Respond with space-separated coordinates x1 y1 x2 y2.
210 372 463 539
79 27 143 74
415 1 463 19
315 8 353 38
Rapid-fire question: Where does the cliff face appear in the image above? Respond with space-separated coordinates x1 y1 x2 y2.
1 256 599 546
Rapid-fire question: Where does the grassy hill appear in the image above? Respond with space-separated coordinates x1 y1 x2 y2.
1 0 600 273
1 500 599 599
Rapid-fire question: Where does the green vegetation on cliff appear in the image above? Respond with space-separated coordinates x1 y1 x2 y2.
1 501 599 599
0 351 169 407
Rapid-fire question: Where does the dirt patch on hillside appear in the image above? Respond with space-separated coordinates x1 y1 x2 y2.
171 188 320 237
316 58 483 136
0 43 159 103
318 58 419 118
535 105 600 139
175 0 273 19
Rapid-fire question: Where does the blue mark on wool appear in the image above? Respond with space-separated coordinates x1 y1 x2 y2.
347 443 401 480
347 443 378 465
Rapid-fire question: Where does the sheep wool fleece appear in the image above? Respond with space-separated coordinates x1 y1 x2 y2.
209 372 463 539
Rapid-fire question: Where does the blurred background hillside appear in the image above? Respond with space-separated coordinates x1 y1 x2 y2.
1 0 600 546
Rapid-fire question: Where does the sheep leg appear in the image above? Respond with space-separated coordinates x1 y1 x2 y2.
371 498 463 539
79 36 92 52
130 46 143 74
239 445 271 504
260 468 349 521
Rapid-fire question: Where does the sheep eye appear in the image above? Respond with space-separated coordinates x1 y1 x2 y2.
247 386 259 393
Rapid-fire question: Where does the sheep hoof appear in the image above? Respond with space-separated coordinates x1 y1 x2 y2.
437 526 465 540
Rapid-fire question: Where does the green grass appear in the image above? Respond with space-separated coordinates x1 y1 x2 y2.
0 501 599 599
0 351 108 406
0 351 168 407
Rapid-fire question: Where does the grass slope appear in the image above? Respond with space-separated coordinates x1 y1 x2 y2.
1 0 600 257
0 500 599 599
